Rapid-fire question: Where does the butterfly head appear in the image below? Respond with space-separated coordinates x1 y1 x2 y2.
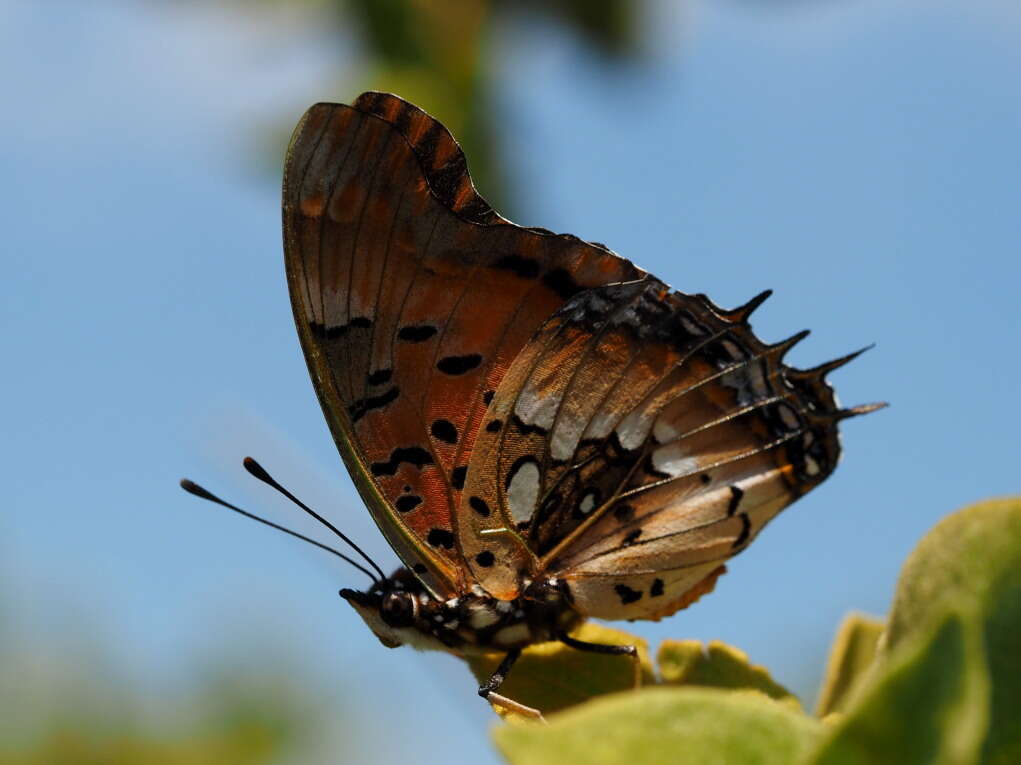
339 567 441 649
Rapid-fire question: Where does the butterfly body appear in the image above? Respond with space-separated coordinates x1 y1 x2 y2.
341 569 582 655
279 92 881 715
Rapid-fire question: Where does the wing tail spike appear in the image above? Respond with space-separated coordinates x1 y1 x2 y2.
794 344 875 380
771 329 811 359
832 401 889 421
848 401 889 417
728 289 773 323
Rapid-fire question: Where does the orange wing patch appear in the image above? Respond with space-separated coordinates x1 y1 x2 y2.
283 94 642 596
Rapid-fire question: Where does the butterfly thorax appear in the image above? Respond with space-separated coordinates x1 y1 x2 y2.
340 568 583 656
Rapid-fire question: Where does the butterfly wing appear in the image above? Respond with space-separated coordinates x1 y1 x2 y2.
457 279 876 611
282 93 643 596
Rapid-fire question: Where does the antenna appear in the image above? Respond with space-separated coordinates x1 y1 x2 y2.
179 478 378 584
241 457 387 582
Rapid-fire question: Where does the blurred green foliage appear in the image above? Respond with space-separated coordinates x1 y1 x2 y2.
468 623 655 718
814 613 885 718
658 639 801 710
493 498 1021 765
263 0 640 214
496 688 821 765
0 659 331 765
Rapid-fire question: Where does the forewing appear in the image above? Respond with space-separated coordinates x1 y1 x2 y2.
282 93 643 596
458 279 873 610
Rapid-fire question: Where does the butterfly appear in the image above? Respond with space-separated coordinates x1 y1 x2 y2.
185 92 881 720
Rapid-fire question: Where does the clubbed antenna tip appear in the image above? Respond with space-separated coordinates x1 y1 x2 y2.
177 475 379 583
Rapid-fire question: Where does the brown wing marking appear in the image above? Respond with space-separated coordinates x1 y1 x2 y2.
283 94 642 596
458 279 876 610
353 92 503 226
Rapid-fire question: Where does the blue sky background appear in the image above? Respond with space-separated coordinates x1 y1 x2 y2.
3 0 1019 762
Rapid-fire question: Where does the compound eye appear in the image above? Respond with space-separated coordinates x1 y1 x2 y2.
380 592 415 628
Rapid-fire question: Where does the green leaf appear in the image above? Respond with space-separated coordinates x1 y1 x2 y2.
815 612 885 718
885 497 1021 764
658 639 800 710
807 610 989 765
494 686 821 765
467 623 654 719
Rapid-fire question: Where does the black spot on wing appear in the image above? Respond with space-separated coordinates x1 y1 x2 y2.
727 485 745 517
430 419 458 444
469 496 491 518
397 325 438 342
367 368 393 386
511 414 547 437
493 254 541 279
614 584 643 605
732 513 751 549
309 316 372 341
474 550 495 567
413 563 428 574
485 419 503 433
437 353 482 375
650 578 665 597
349 387 400 422
395 495 422 513
310 322 346 340
370 446 434 476
623 528 642 546
700 473 712 485
482 390 495 405
427 528 455 549
451 465 467 490
613 504 635 522
543 268 582 299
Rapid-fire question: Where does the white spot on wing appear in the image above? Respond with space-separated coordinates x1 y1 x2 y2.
748 361 769 397
721 339 743 360
778 403 800 430
680 316 702 335
653 417 682 444
515 385 559 429
616 408 655 451
551 416 584 461
652 443 700 477
507 459 541 524
583 410 617 440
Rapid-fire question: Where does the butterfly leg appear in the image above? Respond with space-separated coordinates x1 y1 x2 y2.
556 631 643 689
478 649 546 722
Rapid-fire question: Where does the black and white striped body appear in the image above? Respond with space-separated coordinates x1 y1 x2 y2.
341 567 583 656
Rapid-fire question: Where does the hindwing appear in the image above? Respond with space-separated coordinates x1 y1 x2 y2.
457 279 878 612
